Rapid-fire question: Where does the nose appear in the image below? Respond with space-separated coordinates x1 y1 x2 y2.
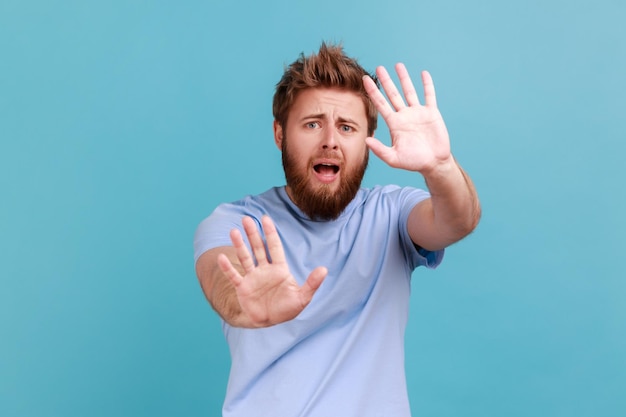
321 127 338 150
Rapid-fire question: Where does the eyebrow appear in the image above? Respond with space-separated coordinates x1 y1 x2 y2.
337 116 360 126
299 113 361 126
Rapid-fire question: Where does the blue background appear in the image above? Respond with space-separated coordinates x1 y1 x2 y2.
1 0 624 416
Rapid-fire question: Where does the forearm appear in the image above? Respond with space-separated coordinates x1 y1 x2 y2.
427 157 480 231
196 248 247 327
207 272 245 325
410 156 480 250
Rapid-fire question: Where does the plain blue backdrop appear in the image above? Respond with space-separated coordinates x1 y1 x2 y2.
1 0 624 416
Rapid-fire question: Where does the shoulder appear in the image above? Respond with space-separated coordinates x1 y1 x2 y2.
352 186 432 234
197 188 288 234
209 187 286 218
194 187 288 262
359 185 431 209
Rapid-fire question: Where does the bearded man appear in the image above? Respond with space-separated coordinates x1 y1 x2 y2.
194 42 481 417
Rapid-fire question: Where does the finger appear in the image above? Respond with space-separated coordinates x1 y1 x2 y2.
242 216 269 266
396 63 420 107
217 253 244 287
300 266 327 304
260 215 287 265
365 137 399 168
362 74 394 121
376 65 406 111
230 227 256 273
421 70 438 108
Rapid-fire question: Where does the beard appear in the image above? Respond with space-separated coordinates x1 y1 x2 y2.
282 139 368 221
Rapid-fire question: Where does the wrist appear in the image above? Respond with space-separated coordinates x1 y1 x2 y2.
420 155 457 180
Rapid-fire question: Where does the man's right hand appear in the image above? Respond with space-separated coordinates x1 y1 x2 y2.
215 215 327 328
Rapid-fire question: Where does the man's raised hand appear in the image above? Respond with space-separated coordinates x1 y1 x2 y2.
362 64 453 176
217 215 327 328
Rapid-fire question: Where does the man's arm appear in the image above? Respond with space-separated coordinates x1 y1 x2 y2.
408 158 481 251
363 64 481 250
195 215 327 328
196 246 247 326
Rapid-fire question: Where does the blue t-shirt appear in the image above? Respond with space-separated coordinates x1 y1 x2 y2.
194 185 444 417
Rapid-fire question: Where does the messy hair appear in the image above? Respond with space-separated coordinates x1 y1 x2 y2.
272 42 378 136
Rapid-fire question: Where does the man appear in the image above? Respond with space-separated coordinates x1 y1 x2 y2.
194 43 480 416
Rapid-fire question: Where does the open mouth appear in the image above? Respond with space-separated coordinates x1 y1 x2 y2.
314 163 340 175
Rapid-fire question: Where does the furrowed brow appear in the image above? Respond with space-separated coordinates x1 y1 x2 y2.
337 116 360 126
298 113 327 122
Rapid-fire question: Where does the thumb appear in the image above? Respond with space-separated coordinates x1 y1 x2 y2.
300 266 327 303
365 137 396 166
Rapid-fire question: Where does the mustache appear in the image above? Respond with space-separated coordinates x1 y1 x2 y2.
310 150 343 162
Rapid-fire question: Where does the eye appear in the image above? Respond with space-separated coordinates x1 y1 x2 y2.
340 124 353 133
306 121 319 129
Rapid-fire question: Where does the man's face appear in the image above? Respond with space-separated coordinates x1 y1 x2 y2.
274 88 370 220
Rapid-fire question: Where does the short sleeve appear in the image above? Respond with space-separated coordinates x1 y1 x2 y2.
193 203 247 264
394 187 445 270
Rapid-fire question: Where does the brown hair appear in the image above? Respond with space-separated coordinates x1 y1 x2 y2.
272 42 378 136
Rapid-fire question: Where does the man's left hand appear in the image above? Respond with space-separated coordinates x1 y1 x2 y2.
362 64 453 176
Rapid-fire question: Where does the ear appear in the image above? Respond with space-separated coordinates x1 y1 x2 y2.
273 120 284 150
